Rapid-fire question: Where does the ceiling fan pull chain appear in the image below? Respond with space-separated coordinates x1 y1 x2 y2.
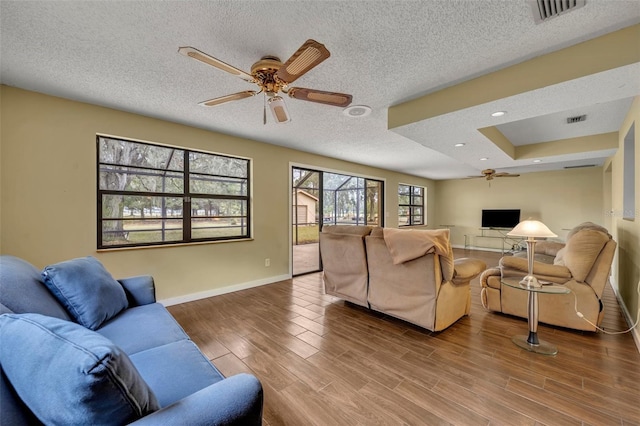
263 92 267 125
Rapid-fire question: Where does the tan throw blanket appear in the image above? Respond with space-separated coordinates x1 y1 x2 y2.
382 228 455 281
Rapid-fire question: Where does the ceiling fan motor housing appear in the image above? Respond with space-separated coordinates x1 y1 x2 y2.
251 56 284 93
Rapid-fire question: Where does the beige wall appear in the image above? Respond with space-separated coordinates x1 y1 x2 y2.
434 167 604 250
0 86 435 303
608 96 639 341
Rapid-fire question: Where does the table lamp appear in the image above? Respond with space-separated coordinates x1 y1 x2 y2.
507 219 557 288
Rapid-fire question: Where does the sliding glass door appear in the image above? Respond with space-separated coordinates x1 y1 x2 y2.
292 166 383 276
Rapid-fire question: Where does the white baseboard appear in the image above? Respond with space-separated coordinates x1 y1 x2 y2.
452 244 505 253
611 283 640 354
159 273 291 306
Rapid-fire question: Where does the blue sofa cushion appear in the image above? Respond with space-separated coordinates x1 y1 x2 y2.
0 313 159 425
1 363 43 426
97 303 189 355
0 302 13 315
0 256 71 320
42 256 128 330
130 339 224 407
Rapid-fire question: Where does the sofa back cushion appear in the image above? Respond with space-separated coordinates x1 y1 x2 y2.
42 256 128 330
321 225 373 236
319 228 371 307
0 256 71 321
560 230 611 282
0 313 159 425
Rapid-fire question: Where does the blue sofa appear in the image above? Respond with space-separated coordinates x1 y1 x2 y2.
0 255 263 425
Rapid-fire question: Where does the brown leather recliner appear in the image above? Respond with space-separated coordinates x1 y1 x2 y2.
480 222 617 331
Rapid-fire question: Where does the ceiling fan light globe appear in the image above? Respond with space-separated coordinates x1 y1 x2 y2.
268 96 291 123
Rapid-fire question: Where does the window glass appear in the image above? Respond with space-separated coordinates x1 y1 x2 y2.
321 172 383 226
97 136 250 248
398 184 425 226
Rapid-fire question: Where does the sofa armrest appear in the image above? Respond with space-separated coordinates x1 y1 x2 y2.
480 267 501 288
500 256 572 283
451 258 486 285
118 275 156 306
130 373 263 426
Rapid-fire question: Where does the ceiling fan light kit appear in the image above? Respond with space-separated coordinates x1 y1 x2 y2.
179 39 353 123
268 95 290 123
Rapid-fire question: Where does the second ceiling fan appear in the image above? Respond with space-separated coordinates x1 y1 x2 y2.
179 39 353 123
469 169 520 181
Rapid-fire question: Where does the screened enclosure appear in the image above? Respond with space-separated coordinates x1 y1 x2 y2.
292 167 383 275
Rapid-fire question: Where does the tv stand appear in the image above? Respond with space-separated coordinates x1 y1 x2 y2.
464 227 524 254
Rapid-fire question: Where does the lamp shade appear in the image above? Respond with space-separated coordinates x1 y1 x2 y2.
507 219 557 238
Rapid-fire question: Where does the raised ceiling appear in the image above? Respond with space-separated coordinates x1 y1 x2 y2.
1 1 639 180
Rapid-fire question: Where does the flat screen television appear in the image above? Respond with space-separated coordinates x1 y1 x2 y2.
481 209 520 228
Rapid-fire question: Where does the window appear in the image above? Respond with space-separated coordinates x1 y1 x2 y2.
321 172 383 227
398 184 425 226
97 136 250 249
623 123 635 221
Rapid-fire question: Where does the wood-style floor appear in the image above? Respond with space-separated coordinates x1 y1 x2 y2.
167 249 640 425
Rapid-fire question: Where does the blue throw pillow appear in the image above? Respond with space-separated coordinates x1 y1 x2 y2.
42 256 128 330
0 313 159 425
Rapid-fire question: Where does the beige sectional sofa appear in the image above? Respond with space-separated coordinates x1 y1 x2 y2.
320 225 486 331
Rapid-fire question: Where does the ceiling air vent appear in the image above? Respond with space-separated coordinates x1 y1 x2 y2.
566 114 587 124
530 0 586 24
564 164 595 169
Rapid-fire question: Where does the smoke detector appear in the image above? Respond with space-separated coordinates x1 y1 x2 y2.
530 0 586 24
343 105 372 117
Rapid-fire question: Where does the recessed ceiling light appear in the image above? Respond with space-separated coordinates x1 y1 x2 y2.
480 157 489 161
533 159 542 163
491 111 506 117
454 143 466 147
343 105 372 117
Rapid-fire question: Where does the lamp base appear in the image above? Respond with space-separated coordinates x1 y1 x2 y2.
512 335 558 355
519 275 542 288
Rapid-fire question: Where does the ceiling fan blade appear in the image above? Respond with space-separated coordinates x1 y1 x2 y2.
288 87 352 107
198 91 257 107
275 40 330 84
495 173 520 177
179 46 256 83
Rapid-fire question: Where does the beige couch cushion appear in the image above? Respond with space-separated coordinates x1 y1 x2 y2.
566 222 610 240
561 229 610 282
381 228 454 281
322 225 373 236
536 241 565 257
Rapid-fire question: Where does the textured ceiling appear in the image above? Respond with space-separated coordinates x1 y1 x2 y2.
1 0 639 180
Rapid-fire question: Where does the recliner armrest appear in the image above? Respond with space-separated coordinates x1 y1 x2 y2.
500 256 571 283
451 258 486 285
118 275 156 306
129 373 263 426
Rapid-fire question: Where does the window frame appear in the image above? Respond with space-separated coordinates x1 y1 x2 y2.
398 184 425 227
96 135 251 249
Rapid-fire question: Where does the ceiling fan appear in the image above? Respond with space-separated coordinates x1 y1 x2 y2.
468 169 521 181
178 39 353 124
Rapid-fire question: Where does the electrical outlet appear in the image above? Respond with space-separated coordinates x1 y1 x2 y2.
264 258 270 267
